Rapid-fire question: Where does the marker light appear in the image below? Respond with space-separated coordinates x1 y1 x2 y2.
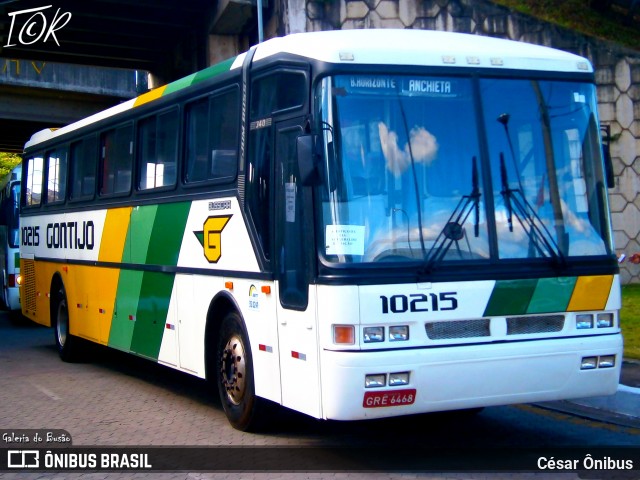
15 274 22 286
389 325 409 341
389 372 410 386
576 314 594 329
333 325 355 345
365 374 386 388
596 313 614 328
363 327 384 343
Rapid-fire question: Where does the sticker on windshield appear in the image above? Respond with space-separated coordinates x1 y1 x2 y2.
326 225 365 255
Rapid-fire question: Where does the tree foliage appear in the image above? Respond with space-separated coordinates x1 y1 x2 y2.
0 152 21 180
493 0 640 50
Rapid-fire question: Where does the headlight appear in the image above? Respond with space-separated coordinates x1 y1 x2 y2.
598 355 616 368
363 326 384 343
389 372 410 386
576 314 594 329
389 325 409 341
596 313 614 328
580 357 598 370
365 374 386 388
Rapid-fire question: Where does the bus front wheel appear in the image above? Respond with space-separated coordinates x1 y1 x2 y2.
216 311 264 431
52 287 81 362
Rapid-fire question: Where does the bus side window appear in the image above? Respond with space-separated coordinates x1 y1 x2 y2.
209 88 239 179
184 99 209 183
138 110 178 190
70 136 97 200
250 71 306 118
184 87 239 184
25 155 44 207
46 147 68 204
100 124 133 196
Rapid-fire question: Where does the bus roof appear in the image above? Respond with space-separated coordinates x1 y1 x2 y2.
248 29 592 73
24 29 592 151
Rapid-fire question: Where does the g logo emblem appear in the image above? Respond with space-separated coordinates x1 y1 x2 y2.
202 215 231 263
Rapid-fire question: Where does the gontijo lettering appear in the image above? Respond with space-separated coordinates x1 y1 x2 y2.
46 221 95 250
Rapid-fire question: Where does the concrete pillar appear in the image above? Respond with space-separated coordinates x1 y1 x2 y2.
208 35 242 65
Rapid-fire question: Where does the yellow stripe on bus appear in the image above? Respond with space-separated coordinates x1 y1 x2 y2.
99 207 132 263
567 275 614 311
133 86 168 107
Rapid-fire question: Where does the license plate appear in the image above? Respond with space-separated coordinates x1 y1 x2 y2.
363 389 416 408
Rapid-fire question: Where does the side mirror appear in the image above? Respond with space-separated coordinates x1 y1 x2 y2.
600 124 615 189
297 134 319 186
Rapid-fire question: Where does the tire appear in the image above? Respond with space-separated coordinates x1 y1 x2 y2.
216 311 266 431
52 286 82 362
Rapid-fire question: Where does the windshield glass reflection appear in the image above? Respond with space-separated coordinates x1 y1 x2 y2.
316 75 612 267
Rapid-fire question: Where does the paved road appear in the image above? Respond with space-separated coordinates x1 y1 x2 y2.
0 313 638 480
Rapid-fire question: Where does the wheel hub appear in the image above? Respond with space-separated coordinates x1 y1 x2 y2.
56 301 68 347
220 334 246 405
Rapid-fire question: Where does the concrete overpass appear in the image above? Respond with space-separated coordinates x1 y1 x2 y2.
0 0 271 152
0 58 143 152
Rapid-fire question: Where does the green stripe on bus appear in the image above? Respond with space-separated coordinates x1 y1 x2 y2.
14 252 19 266
191 57 235 85
163 73 197 96
125 205 158 263
130 271 175 360
483 279 538 317
146 202 190 266
526 277 577 314
108 269 144 351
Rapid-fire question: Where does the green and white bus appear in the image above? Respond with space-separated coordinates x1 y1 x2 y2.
20 29 622 431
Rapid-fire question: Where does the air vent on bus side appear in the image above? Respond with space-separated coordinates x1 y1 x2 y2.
22 259 37 314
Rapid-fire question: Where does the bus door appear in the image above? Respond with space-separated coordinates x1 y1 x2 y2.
274 117 321 418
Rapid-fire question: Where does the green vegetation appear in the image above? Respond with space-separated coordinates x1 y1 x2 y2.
0 152 21 179
621 284 640 360
492 0 640 51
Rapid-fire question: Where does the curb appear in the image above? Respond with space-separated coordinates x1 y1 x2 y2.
535 399 640 430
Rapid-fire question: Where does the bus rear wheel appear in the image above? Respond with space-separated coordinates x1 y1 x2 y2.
52 286 81 362
216 311 265 431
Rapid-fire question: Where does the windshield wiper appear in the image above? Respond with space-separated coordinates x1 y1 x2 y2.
397 98 427 260
422 156 481 273
499 153 566 265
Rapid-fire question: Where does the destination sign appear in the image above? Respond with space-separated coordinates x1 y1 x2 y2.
339 76 464 97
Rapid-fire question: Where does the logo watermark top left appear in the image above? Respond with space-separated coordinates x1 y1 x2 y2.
4 5 72 48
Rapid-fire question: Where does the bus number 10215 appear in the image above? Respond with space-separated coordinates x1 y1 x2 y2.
380 292 458 314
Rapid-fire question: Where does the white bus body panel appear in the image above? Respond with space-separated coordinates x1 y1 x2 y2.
276 285 322 418
320 334 622 420
315 280 622 421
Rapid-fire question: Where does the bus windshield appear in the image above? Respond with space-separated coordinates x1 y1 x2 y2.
316 74 613 267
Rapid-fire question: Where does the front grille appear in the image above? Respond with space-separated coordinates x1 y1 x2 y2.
507 315 565 335
425 319 491 340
